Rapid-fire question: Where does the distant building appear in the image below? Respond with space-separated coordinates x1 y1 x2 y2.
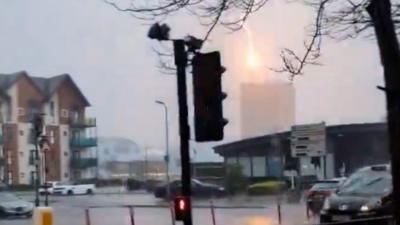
240 81 295 139
214 123 389 182
96 137 170 179
106 160 166 180
0 71 97 185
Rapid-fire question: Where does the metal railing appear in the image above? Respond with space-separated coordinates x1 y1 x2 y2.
84 202 269 225
70 137 97 148
71 157 98 169
70 118 96 128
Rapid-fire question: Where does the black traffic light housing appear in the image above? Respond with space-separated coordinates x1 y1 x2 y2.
147 23 171 41
192 51 228 142
174 196 191 221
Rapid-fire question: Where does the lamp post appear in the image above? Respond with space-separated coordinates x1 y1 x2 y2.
155 100 171 199
40 129 55 206
33 113 45 207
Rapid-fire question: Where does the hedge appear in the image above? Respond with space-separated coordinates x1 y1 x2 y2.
247 180 287 195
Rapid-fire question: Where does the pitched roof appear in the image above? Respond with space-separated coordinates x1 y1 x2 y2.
31 74 90 106
0 71 28 89
0 71 90 106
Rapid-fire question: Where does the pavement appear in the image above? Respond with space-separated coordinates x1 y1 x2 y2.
1 192 314 225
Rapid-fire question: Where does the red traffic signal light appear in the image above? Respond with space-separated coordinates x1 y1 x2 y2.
179 198 186 211
174 196 191 221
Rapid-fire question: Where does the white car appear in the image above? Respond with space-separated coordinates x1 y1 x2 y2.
39 181 60 195
52 183 96 195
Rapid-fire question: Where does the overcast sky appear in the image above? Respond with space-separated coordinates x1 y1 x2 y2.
0 0 386 162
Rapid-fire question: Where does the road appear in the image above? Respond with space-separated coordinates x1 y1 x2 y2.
1 192 312 225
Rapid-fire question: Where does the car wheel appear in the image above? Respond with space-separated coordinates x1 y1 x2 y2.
86 189 94 195
67 190 74 195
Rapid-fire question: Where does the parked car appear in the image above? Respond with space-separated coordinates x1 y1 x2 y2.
298 175 319 190
39 181 60 195
0 182 6 191
154 179 226 199
320 164 393 225
0 192 34 219
52 182 96 195
306 178 346 214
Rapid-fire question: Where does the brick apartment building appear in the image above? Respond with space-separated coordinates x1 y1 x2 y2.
0 71 97 185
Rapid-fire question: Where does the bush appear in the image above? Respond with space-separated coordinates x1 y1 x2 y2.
247 180 287 195
224 165 248 195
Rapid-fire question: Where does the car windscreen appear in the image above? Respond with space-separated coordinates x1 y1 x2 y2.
0 192 19 202
338 170 392 196
311 182 339 190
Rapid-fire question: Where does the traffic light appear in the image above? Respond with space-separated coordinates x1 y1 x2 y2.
192 51 228 142
174 196 191 221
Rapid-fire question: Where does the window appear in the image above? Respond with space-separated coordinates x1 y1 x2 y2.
17 108 25 116
27 100 40 121
70 108 79 122
50 101 55 117
238 156 251 177
64 152 68 156
61 109 69 118
19 130 24 136
29 150 35 165
252 156 267 177
64 173 69 178
29 129 36 143
63 131 68 136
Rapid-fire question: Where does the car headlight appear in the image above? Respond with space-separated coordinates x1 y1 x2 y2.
360 205 369 212
218 187 225 191
323 198 330 210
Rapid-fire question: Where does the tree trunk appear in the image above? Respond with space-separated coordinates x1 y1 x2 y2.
367 0 400 223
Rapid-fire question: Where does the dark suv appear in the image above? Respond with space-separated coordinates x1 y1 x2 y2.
320 164 393 225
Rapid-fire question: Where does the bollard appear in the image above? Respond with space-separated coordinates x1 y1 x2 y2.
33 207 54 225
277 202 282 225
210 200 216 225
169 201 176 225
129 206 135 225
85 208 91 225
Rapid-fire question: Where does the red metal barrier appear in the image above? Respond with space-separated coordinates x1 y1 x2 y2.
85 208 91 225
277 201 282 225
169 202 176 225
129 206 135 225
210 200 216 225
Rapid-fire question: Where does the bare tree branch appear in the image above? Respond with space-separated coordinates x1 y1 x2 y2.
272 0 327 79
103 0 400 79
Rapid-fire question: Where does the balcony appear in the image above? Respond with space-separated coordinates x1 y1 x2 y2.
70 117 96 128
71 157 97 169
70 137 97 148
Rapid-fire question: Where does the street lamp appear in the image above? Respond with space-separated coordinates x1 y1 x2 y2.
155 100 171 199
40 128 55 206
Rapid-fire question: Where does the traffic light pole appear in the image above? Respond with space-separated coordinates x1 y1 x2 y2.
173 40 192 225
